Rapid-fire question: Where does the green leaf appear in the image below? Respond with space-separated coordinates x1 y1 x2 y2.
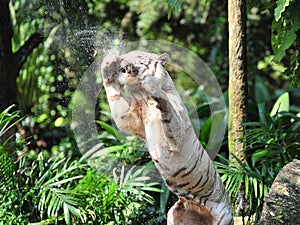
264 185 270 196
96 120 125 140
119 164 125 186
242 121 261 127
90 144 126 158
227 174 239 198
168 0 177 8
270 92 290 117
251 150 269 166
273 24 297 62
141 186 162 193
167 6 173 20
290 49 300 81
245 175 249 197
258 182 264 205
175 0 183 12
221 173 228 183
258 103 268 126
0 105 22 141
66 204 82 219
225 173 232 190
252 177 258 198
80 142 104 160
63 202 71 225
48 193 60 216
203 110 226 159
274 0 291 21
0 146 14 187
167 0 182 19
200 116 211 146
48 175 83 187
160 182 170 215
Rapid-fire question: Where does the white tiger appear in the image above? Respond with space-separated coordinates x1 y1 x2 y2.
101 50 233 225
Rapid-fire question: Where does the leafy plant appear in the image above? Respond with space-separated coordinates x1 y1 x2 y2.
0 151 86 225
0 106 164 224
1 148 162 225
35 156 86 224
75 165 161 225
216 153 269 224
271 0 300 84
243 92 300 171
216 91 300 224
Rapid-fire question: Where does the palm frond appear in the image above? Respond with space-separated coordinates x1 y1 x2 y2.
216 153 269 222
0 105 23 146
35 154 86 224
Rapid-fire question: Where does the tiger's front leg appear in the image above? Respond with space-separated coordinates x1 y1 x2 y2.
101 51 145 139
140 75 185 150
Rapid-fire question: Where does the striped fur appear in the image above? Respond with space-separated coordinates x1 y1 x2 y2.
101 50 233 225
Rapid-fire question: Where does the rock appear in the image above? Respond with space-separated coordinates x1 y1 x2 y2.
261 159 300 225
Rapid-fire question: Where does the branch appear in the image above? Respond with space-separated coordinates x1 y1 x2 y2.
13 33 44 77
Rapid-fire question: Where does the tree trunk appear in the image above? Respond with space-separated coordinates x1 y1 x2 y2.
0 0 43 150
228 0 248 162
261 159 300 225
0 0 17 112
228 0 248 217
0 0 44 112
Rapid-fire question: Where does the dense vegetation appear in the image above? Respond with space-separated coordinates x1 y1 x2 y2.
0 0 299 224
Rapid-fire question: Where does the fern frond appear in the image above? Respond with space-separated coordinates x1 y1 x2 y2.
0 145 15 188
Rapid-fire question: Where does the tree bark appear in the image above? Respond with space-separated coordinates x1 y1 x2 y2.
261 159 300 225
228 0 248 163
228 0 248 217
0 0 16 112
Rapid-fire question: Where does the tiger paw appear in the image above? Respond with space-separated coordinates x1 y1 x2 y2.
101 49 120 87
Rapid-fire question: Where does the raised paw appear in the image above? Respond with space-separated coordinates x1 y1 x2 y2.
101 50 120 86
